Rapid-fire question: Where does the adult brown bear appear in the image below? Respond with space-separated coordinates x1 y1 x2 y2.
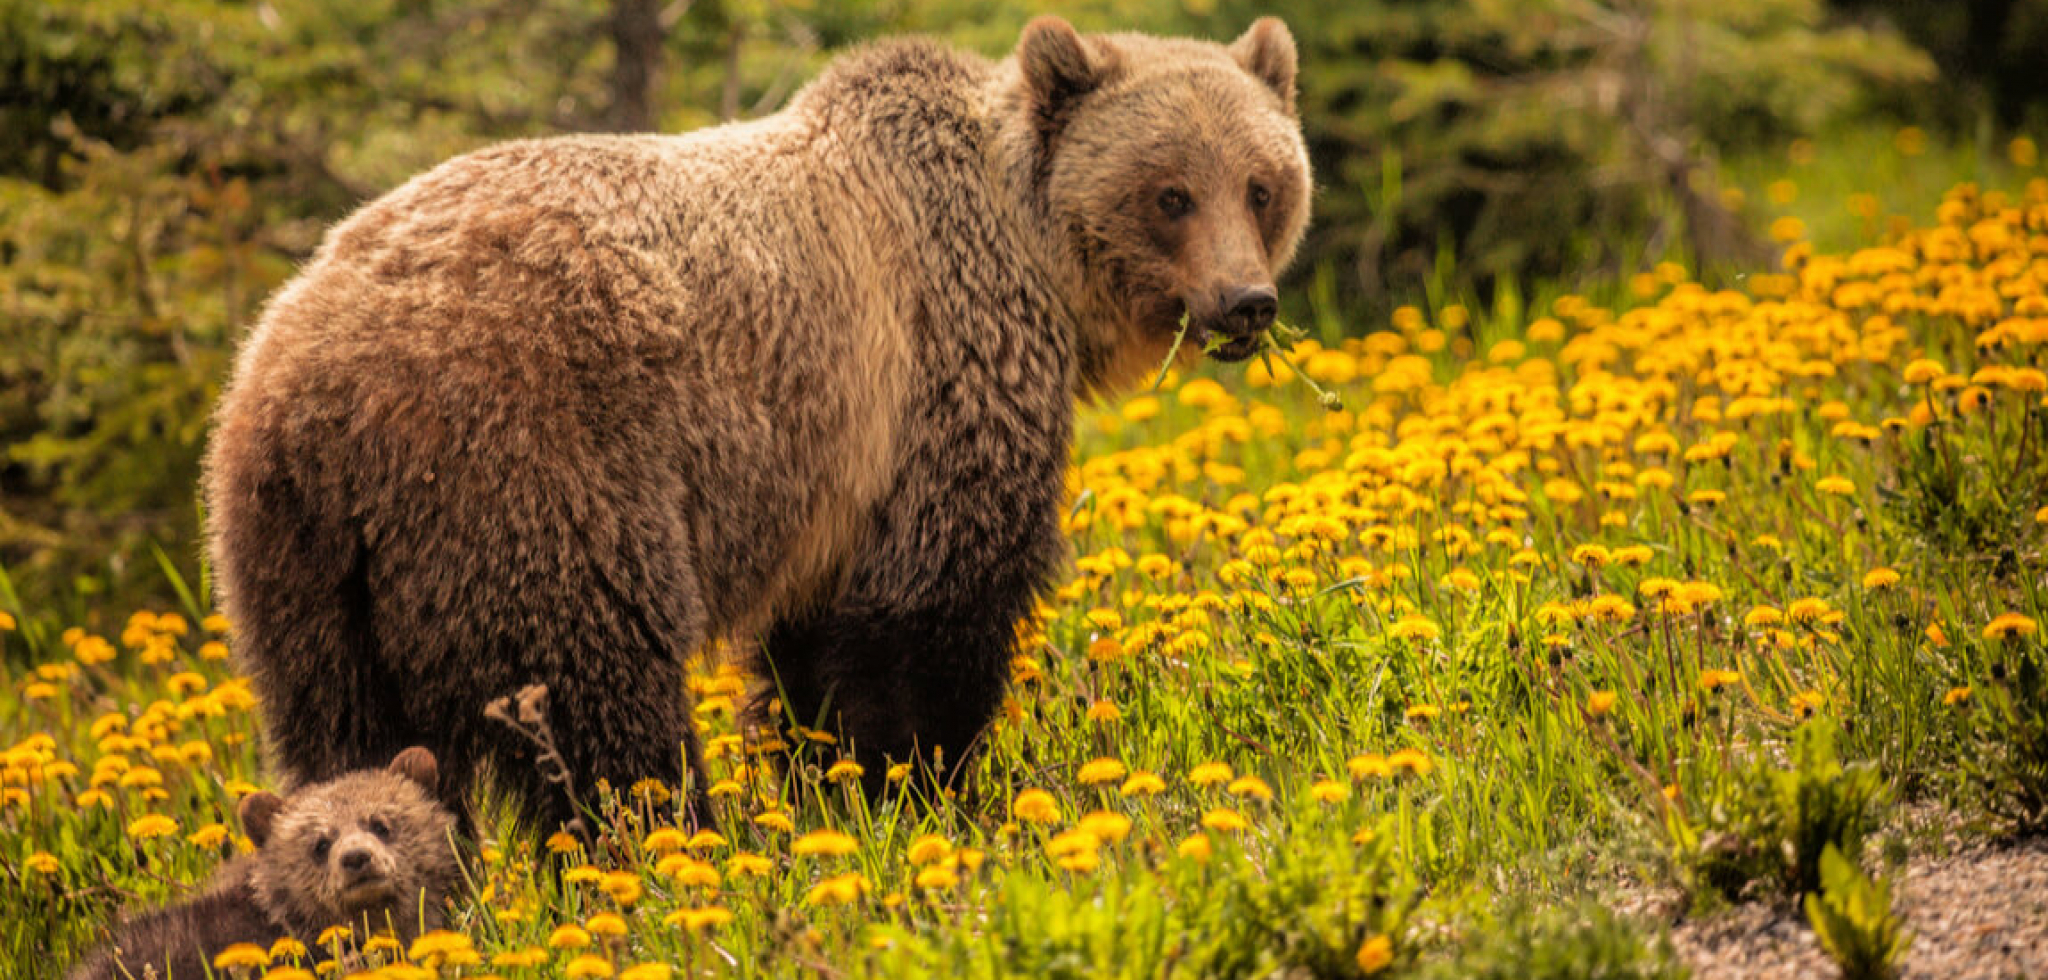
204 16 1310 830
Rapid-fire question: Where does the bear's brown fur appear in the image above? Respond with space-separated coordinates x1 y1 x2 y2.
68 748 459 980
203 17 1310 829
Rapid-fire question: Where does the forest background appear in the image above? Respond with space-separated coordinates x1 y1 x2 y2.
1 0 2043 620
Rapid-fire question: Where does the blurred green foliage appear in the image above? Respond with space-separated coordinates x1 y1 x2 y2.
0 0 1980 615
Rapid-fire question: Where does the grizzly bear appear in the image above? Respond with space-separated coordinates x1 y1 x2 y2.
68 748 459 980
203 16 1310 830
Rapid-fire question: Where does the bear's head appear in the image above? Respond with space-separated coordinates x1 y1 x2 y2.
1008 16 1312 393
240 747 459 943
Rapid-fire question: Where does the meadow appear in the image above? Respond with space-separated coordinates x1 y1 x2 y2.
3 142 2047 979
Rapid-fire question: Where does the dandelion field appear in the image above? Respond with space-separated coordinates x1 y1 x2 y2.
5 161 2048 978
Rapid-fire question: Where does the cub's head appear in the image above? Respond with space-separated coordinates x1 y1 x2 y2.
1011 16 1311 392
241 747 459 943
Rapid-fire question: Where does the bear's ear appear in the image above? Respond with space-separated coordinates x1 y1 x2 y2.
239 791 285 849
389 746 439 795
1017 16 1109 131
1230 17 1298 114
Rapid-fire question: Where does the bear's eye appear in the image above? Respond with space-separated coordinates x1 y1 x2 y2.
366 817 391 840
1248 182 1273 211
1156 187 1194 219
311 836 332 862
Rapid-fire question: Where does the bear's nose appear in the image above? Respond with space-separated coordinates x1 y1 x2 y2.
1223 286 1278 335
339 848 373 873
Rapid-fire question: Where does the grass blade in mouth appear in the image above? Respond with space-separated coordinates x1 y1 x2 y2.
1147 311 1195 394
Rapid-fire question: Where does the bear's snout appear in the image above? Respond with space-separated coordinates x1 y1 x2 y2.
331 832 399 906
1220 285 1277 337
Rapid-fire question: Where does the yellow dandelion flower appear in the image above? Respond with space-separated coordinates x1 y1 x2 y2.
664 905 735 932
658 855 721 887
1176 834 1213 862
25 852 59 875
1045 828 1100 859
1357 934 1395 974
1086 699 1123 723
212 943 269 971
804 871 869 907
1119 771 1166 796
1700 669 1743 692
1388 748 1433 777
564 955 614 979
1587 691 1618 717
127 814 178 839
1187 762 1233 788
1387 616 1441 642
1309 780 1350 803
1814 476 1855 496
914 864 960 890
1202 808 1249 832
824 759 865 782
1862 568 1901 589
753 811 795 833
1903 358 1945 383
1943 686 1972 707
643 827 687 853
620 965 673 980
906 834 953 866
1083 608 1123 631
545 831 583 854
1011 789 1061 825
1226 775 1273 801
585 913 628 938
490 947 549 968
792 828 859 857
547 924 592 950
406 930 474 964
1787 598 1835 624
727 851 773 877
599 872 643 906
1983 613 2038 640
1347 753 1391 780
1078 810 1132 843
1077 757 1127 786
1570 545 1611 567
188 823 230 850
1056 848 1101 873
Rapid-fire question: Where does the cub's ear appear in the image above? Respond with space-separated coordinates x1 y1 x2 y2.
1017 16 1111 131
389 746 439 795
1231 17 1298 113
239 791 285 849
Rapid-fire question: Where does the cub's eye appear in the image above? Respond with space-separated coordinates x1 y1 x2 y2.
1157 187 1194 218
311 836 332 862
366 817 391 840
1249 182 1273 210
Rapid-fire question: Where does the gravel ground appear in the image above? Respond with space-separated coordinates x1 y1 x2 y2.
1673 836 2048 979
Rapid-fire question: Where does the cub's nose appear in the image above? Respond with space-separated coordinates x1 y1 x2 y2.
1223 285 1278 335
339 847 373 873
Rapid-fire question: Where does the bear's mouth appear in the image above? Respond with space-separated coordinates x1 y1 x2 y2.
338 878 400 911
1204 330 1264 362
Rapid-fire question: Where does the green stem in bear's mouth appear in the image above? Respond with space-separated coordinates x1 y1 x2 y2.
1147 311 1194 394
1260 324 1343 412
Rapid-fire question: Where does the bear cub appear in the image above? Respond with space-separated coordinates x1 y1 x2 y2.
69 747 459 980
